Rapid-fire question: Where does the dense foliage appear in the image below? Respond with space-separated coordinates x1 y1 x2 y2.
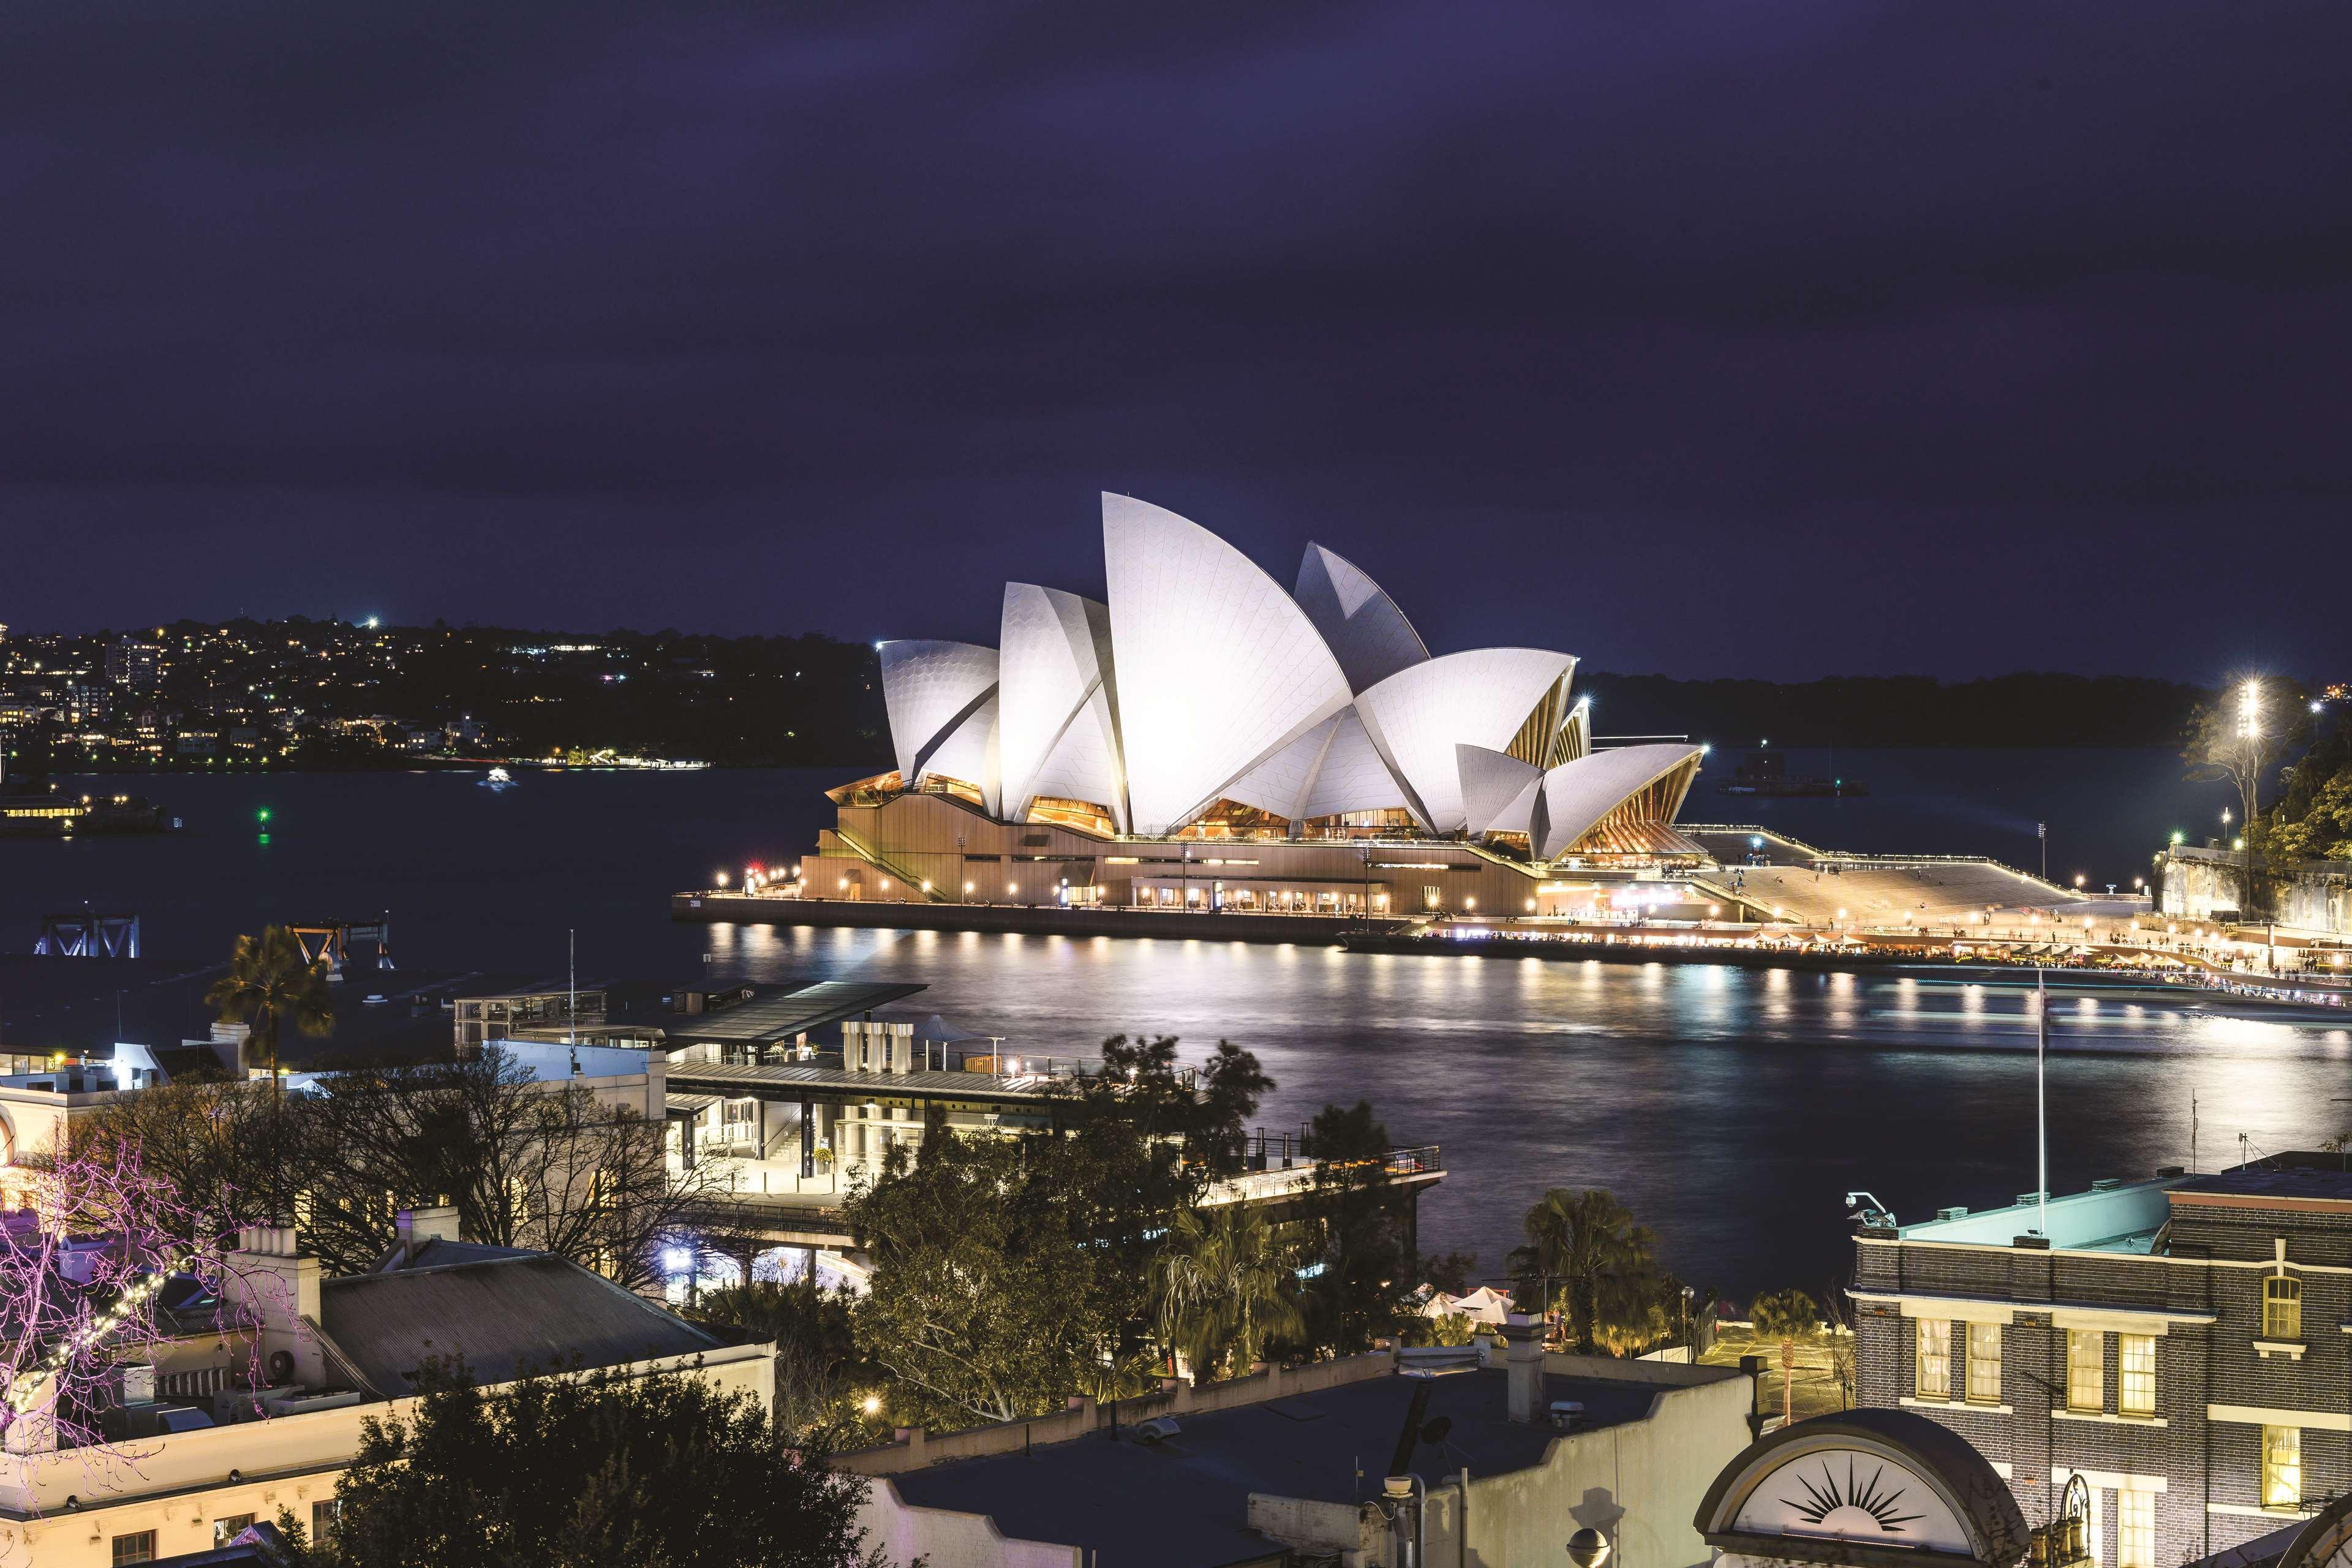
844 1036 1427 1427
275 1360 883 1568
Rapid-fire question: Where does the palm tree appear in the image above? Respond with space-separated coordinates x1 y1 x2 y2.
204 926 334 1212
1749 1287 1820 1430
1152 1205 1304 1382
1506 1188 1655 1353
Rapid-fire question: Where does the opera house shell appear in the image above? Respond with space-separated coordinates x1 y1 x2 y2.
863 494 1699 854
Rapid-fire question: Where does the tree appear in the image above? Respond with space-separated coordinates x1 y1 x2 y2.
1750 1287 1820 1430
204 926 334 1167
848 1130 1131 1428
2 1131 267 1459
273 1359 884 1568
1151 1204 1303 1382
1507 1189 1657 1354
64 1076 290 1232
2181 679 2311 916
691 1280 874 1439
293 1046 734 1288
1296 1101 1415 1357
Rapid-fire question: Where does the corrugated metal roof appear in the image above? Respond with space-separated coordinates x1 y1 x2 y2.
663 981 927 1042
668 1059 1060 1103
319 1254 717 1393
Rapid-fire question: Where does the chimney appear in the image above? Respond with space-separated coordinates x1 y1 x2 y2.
396 1204 463 1249
223 1225 326 1391
1501 1311 1547 1423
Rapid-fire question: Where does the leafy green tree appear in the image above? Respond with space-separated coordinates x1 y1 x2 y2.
1507 1189 1657 1353
1296 1101 1415 1357
1751 1287 1821 1430
203 925 333 1213
205 925 334 1093
1151 1204 1304 1382
273 1359 884 1568
848 1131 1133 1427
691 1279 875 1438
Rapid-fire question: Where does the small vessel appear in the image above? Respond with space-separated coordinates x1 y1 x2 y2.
1717 746 1868 797
478 767 516 792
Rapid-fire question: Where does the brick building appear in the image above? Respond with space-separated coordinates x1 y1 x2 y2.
1851 1154 2352 1568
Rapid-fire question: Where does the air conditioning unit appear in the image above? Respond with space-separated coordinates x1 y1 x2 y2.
262 1389 364 1419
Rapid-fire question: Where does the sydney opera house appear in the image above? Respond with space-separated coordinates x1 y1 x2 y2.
797 495 1705 918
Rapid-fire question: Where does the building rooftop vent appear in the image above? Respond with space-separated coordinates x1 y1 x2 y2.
1936 1206 1970 1221
1131 1416 1181 1444
2090 1178 2124 1191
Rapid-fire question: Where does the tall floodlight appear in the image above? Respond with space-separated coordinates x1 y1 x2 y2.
2035 968 2049 1240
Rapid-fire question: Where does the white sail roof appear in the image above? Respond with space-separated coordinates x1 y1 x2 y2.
1294 543 1429 693
1102 494 1353 835
1536 744 1704 859
997 584 1125 827
1222 707 1413 822
877 639 998 786
921 693 1001 814
1456 744 1544 837
1354 649 1577 834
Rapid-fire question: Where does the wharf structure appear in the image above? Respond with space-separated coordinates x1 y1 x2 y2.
1849 1153 2352 1568
466 979 1447 1282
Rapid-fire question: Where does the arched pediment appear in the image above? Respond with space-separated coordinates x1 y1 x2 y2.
1696 1410 2027 1568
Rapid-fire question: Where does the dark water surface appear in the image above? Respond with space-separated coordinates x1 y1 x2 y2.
7 751 2342 1296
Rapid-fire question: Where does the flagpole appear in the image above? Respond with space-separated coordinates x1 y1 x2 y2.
2037 967 2048 1238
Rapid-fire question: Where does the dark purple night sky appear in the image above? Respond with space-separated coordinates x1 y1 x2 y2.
5 2 2348 680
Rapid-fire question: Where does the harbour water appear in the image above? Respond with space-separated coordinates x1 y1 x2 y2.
6 750 2339 1296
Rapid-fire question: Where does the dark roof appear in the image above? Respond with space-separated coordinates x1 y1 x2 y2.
154 1520 290 1567
663 981 927 1043
364 1235 538 1274
2171 1153 2352 1205
668 1059 1064 1104
887 1368 1660 1568
319 1253 718 1394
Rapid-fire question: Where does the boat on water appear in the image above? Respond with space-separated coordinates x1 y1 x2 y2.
478 767 517 791
1717 745 1868 797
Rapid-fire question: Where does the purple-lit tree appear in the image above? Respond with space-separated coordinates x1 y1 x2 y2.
1 1133 268 1466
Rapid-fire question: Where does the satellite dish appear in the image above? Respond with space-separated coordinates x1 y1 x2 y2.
1420 1416 1453 1447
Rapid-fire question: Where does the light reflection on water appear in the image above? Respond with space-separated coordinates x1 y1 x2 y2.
703 922 2352 1295
10 762 2337 1297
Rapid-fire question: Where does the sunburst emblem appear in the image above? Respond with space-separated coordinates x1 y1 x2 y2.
1782 1458 1926 1534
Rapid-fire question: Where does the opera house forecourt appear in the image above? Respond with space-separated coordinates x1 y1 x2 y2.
785 494 1708 924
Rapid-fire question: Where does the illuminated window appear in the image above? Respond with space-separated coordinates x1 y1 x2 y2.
1965 1321 2001 1404
2120 1334 2157 1417
2264 1276 2302 1339
1915 1318 1951 1399
2263 1425 2301 1507
213 1515 257 1548
2067 1329 2103 1412
2119 1491 2154 1568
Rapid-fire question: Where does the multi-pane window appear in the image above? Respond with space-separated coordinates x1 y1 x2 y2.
2264 1276 2302 1339
2066 1329 2103 1412
312 1500 342 1544
2119 1491 2155 1568
1966 1321 2002 1403
2120 1335 2157 1417
111 1533 156 1567
1916 1318 1951 1398
2264 1425 2302 1508
213 1515 257 1548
